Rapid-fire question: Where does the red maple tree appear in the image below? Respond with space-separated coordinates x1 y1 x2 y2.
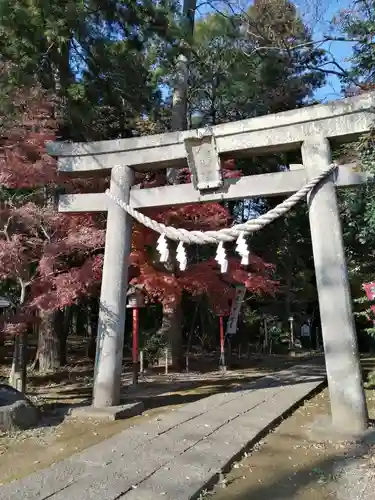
0 87 105 339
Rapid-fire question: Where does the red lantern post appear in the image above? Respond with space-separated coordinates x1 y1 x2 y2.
132 308 139 385
219 315 226 371
126 286 145 386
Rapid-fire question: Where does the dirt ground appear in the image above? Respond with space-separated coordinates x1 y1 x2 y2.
0 349 305 485
205 388 375 500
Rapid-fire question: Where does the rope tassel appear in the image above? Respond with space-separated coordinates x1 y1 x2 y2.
176 242 187 271
215 242 228 273
235 232 249 266
157 234 169 262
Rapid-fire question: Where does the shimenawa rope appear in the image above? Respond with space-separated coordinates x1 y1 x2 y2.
105 163 337 245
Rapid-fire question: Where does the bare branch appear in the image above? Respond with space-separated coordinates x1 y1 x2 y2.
1 215 13 242
39 223 51 242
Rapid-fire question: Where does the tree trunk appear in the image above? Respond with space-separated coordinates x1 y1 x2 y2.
8 331 27 392
285 225 292 319
57 308 68 366
70 304 77 335
37 310 60 373
86 297 99 360
167 0 197 184
160 0 196 370
76 301 87 337
157 303 184 370
9 279 28 392
0 310 5 363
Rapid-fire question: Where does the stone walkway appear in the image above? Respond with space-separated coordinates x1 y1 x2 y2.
1 363 325 500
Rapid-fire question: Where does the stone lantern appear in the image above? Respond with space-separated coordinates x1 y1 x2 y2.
126 285 145 309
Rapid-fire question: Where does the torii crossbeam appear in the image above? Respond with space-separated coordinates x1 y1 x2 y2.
49 92 375 434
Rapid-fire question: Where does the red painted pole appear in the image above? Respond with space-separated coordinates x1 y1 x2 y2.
132 307 139 385
219 315 226 371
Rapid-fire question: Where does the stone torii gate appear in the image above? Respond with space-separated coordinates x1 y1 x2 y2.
49 92 375 434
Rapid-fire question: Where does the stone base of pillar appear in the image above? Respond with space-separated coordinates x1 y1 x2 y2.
306 414 374 444
68 401 144 421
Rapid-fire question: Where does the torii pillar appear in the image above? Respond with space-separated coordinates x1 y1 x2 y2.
93 166 134 408
303 136 368 433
